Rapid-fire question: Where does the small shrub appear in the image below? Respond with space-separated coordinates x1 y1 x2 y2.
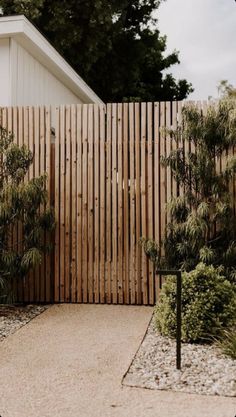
216 329 236 360
155 262 236 343
0 126 54 301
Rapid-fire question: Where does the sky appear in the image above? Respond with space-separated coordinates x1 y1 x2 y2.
155 0 236 100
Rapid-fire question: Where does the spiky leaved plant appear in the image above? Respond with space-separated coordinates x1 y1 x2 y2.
142 100 236 281
0 126 54 301
215 328 236 359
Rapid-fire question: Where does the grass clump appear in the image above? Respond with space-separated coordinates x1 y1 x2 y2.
216 329 236 360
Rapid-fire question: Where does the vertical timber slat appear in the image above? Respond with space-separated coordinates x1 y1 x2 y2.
106 104 112 303
94 105 100 303
123 103 129 304
88 104 94 303
82 105 88 303
112 103 118 304
60 106 66 302
117 103 123 304
129 103 136 304
135 103 141 304
100 105 106 303
76 105 82 302
141 103 148 304
54 107 60 302
71 105 77 302
147 102 154 304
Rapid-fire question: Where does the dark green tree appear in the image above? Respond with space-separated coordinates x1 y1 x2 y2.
0 127 54 301
0 0 193 102
142 100 236 281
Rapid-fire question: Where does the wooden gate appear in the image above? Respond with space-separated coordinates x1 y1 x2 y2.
53 102 181 304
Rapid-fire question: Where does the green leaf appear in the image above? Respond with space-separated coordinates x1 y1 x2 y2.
21 248 42 270
199 246 215 263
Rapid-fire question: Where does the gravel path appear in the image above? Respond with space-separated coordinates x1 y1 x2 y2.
0 304 48 341
123 316 236 397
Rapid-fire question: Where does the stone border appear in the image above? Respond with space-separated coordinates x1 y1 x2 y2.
0 304 49 342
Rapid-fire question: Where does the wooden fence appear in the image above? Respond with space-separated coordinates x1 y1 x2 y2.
53 102 183 305
1 101 233 305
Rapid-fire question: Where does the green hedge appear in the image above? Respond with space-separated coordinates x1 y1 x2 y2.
155 263 236 342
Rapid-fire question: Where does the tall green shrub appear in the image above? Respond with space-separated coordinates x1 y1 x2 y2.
0 127 54 301
142 100 236 281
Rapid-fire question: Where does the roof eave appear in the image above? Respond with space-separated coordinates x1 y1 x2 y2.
0 15 103 104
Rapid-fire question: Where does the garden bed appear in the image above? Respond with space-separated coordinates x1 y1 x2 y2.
0 304 48 342
123 316 236 397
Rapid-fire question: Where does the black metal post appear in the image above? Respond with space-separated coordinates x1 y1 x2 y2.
176 271 182 370
156 269 182 370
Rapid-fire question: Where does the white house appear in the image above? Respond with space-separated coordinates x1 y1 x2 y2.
0 15 103 107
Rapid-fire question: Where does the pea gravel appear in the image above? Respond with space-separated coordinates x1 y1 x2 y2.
123 316 236 397
0 304 48 341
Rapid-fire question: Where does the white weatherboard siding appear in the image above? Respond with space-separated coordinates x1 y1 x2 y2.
0 38 10 106
10 39 82 106
0 15 102 107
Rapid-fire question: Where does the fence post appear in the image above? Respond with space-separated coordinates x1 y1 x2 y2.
50 129 56 303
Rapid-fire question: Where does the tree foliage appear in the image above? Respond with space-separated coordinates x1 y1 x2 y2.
218 80 236 99
0 0 193 102
142 100 236 281
0 127 54 301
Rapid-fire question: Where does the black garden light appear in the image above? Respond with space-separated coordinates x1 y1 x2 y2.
156 269 182 370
